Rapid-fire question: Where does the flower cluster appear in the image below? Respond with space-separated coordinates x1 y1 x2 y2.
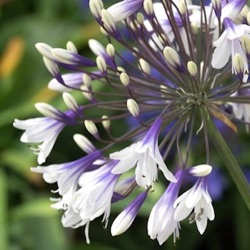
14 0 250 245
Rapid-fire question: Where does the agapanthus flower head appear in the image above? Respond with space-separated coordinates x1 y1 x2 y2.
14 0 250 245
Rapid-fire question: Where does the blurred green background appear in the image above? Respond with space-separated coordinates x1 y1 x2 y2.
0 0 249 249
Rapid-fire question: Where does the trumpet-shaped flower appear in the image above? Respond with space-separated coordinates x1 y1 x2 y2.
110 117 176 188
13 108 80 164
212 17 250 81
32 151 102 195
174 177 215 235
148 170 184 245
72 160 119 227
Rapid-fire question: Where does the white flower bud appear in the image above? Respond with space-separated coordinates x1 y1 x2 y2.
73 133 96 153
241 5 250 19
81 85 93 101
102 9 117 33
96 56 107 72
111 192 147 236
102 115 110 130
187 61 198 77
35 103 64 120
82 73 92 89
106 43 115 57
120 72 130 86
51 48 76 65
63 93 80 113
136 13 144 25
178 0 187 15
163 46 181 68
89 0 103 18
35 43 53 59
129 21 138 31
84 120 99 138
189 164 212 177
127 99 140 117
66 41 78 53
139 58 151 74
43 57 60 76
143 0 153 15
100 26 109 36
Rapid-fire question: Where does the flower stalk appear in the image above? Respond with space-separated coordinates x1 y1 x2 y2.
202 107 250 210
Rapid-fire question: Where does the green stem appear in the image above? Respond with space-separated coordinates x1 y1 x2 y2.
201 107 250 211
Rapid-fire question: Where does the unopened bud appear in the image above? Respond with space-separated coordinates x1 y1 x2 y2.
127 99 140 117
51 48 74 64
189 164 212 177
43 57 60 76
120 72 130 86
102 9 117 33
143 0 153 16
241 5 250 20
82 73 92 89
139 58 151 74
73 133 96 153
178 0 187 15
102 115 110 130
187 61 198 77
100 26 109 36
129 21 138 31
163 46 181 68
106 43 115 57
136 13 144 25
35 103 66 121
66 41 78 53
63 93 80 114
96 56 107 72
35 43 53 59
84 120 99 138
111 192 147 236
81 85 93 101
89 0 103 19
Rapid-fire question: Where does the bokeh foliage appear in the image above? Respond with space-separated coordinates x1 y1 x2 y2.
0 0 249 249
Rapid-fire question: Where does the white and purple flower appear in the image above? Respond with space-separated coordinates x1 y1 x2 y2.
148 170 184 245
174 176 215 235
13 105 81 164
110 117 176 188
